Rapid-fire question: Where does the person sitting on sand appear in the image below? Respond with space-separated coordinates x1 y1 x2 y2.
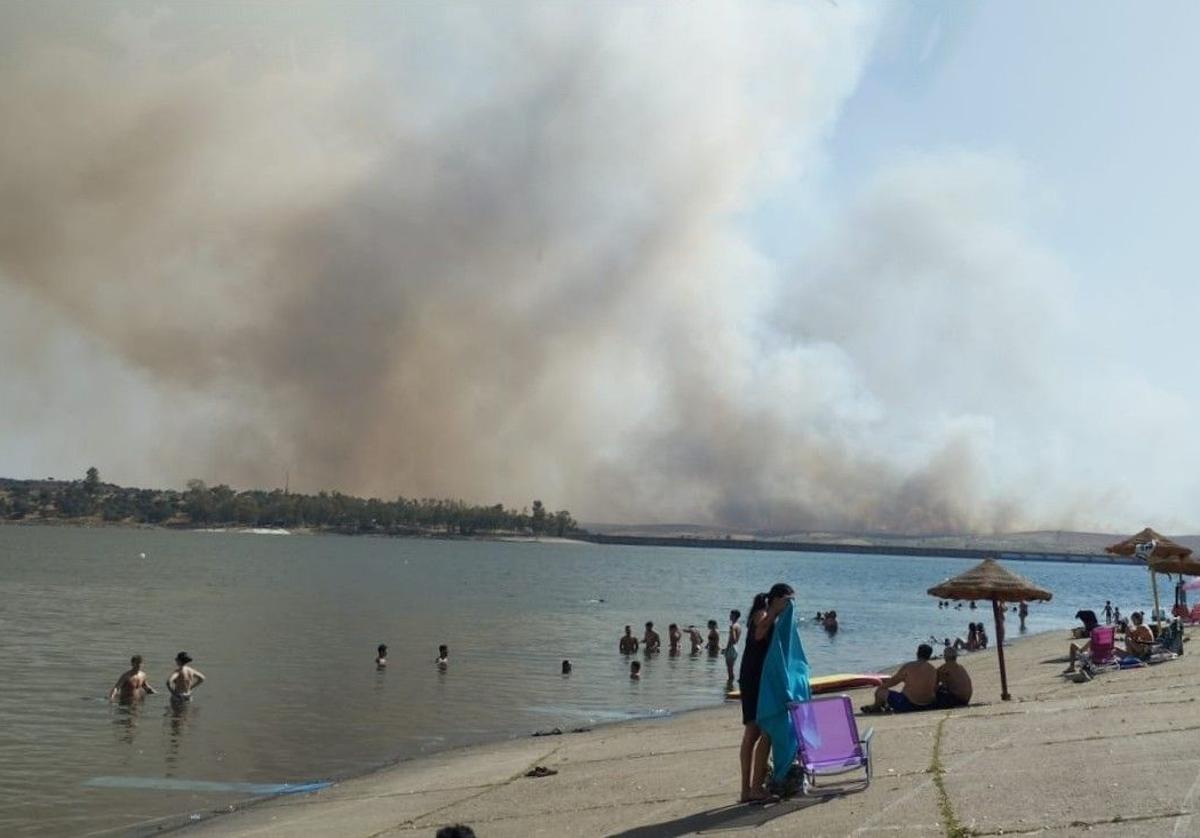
109 655 155 703
376 644 388 669
685 625 703 655
436 645 449 668
1123 612 1154 659
862 643 937 714
724 610 743 682
706 620 721 655
166 652 205 702
953 623 978 651
1073 609 1099 639
668 623 682 655
643 622 661 654
935 647 972 707
629 660 641 680
619 625 639 654
976 622 989 649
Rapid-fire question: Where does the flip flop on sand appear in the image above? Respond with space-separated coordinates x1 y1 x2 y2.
859 704 884 715
525 766 558 778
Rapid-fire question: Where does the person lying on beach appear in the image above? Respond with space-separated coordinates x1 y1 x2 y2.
376 644 388 669
706 620 721 655
724 610 742 682
668 623 682 655
862 644 937 714
110 655 155 702
436 645 449 668
686 625 703 655
935 647 972 707
166 652 205 702
643 622 661 654
619 625 639 654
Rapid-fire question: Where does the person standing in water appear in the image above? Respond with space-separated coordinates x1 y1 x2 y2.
738 583 795 804
109 655 155 702
668 624 683 656
643 622 661 654
724 610 743 683
706 620 721 655
619 625 639 654
685 625 704 655
436 645 449 668
376 644 388 668
166 652 205 702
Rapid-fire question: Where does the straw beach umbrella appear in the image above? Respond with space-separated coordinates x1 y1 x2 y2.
1106 528 1194 629
927 558 1053 701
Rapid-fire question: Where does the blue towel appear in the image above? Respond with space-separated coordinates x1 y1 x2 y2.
755 599 811 783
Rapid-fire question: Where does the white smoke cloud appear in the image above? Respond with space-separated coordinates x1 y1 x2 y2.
0 3 1183 533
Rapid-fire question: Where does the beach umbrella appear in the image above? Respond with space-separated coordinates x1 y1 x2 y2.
927 558 1053 701
1106 528 1193 629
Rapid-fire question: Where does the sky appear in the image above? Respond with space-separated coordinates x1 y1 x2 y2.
1 1 1197 534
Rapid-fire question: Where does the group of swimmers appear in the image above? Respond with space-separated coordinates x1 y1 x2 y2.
377 644 449 670
620 612 745 681
108 652 205 704
813 611 838 632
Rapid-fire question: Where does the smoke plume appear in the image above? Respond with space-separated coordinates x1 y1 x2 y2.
0 3 1134 533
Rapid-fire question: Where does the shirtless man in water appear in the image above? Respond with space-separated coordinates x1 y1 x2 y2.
166 652 206 702
862 643 937 713
619 625 639 654
643 622 661 654
109 655 155 702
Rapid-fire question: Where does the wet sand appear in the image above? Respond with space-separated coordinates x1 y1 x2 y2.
182 626 1200 836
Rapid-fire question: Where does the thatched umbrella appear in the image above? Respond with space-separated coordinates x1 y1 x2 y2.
927 558 1053 701
1106 528 1194 629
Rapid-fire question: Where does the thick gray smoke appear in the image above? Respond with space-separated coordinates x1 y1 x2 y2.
0 3 1105 533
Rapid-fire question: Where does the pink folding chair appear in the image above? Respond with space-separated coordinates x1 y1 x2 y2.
1088 625 1117 666
788 695 873 796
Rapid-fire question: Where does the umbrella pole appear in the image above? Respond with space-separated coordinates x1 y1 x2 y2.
992 598 1010 701
1152 569 1162 632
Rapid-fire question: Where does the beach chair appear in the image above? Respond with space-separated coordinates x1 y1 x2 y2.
1087 625 1117 667
788 695 873 796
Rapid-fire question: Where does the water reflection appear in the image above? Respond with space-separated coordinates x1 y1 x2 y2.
111 701 141 746
163 699 196 774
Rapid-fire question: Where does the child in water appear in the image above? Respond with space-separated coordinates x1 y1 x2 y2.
376 644 388 668
629 660 641 680
436 645 449 669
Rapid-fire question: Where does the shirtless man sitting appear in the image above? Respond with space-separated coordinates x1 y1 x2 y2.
619 625 639 654
862 643 937 714
934 647 972 708
109 655 155 703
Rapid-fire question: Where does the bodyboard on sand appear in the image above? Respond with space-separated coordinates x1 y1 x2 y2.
809 673 885 694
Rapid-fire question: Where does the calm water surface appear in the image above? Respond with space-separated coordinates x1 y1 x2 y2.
0 526 1150 835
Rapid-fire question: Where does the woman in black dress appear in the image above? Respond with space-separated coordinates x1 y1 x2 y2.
738 582 794 803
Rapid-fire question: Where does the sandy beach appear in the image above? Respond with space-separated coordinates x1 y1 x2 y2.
182 627 1200 837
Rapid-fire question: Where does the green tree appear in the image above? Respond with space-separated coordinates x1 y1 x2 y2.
531 499 546 534
84 467 100 495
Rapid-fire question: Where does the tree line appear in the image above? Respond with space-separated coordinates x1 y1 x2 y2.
0 468 580 537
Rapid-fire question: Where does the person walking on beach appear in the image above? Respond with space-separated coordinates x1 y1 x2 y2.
738 583 795 804
862 644 937 714
166 652 205 703
619 625 639 654
724 610 742 683
706 620 721 655
109 655 155 703
643 622 661 654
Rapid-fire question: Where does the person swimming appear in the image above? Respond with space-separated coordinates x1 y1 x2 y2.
561 659 572 675
376 644 388 669
629 660 641 680
436 645 449 668
109 655 155 703
166 652 205 703
822 610 839 633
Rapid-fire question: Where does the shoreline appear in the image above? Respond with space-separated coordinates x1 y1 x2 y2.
160 628 1065 836
176 624 1200 836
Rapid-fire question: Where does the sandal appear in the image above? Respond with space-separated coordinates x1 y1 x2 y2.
524 766 558 778
860 704 883 715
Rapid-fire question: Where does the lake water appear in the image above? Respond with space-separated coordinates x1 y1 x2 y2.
0 526 1151 836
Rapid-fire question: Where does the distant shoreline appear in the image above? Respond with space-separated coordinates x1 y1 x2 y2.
0 517 1139 565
